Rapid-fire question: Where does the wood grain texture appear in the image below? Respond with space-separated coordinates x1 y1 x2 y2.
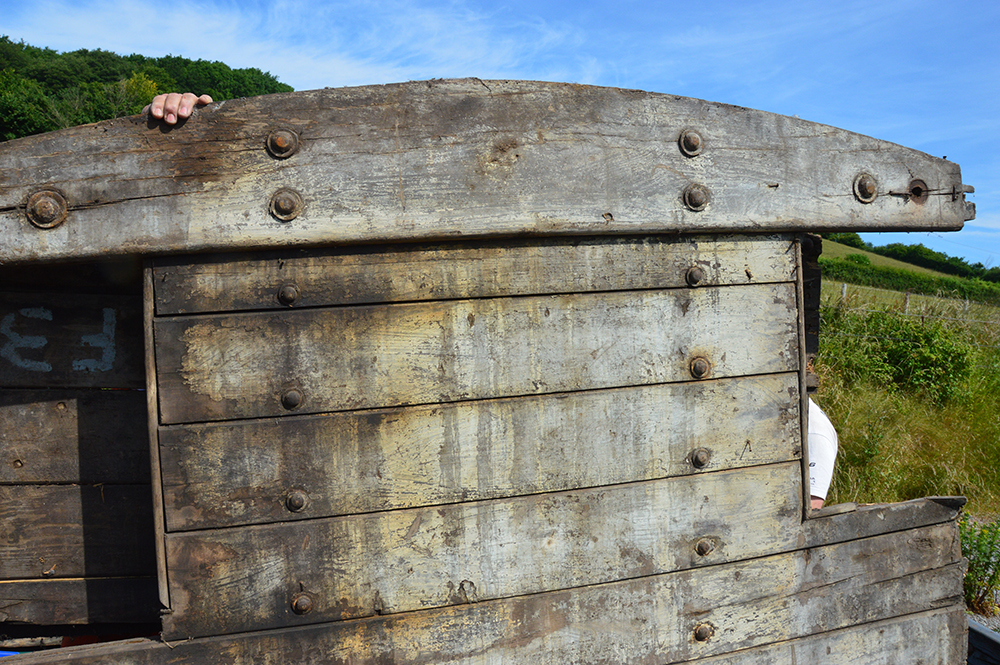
802 497 964 548
20 525 963 663
162 463 804 638
154 282 799 424
0 80 973 265
152 235 796 315
0 577 159 625
0 485 156 580
0 389 148 484
159 372 800 531
0 293 143 389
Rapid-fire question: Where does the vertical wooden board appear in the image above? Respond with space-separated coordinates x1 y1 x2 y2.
0 293 144 388
159 373 801 531
152 235 796 315
0 485 156 580
0 390 149 484
162 463 804 638
20 530 965 664
154 283 799 423
0 577 160 625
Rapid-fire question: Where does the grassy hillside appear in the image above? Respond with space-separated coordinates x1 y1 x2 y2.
822 239 951 278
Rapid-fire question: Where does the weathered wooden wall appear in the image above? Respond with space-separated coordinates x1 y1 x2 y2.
0 264 160 630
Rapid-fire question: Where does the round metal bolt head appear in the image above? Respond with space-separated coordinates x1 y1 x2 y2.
282 388 303 410
694 623 714 642
691 448 711 469
685 266 705 287
278 284 300 306
291 593 314 615
695 539 715 556
853 173 877 204
286 489 309 513
270 189 303 221
679 130 704 157
690 356 711 379
683 183 710 211
26 190 68 229
266 129 300 158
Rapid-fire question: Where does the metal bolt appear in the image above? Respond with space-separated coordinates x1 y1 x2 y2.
282 388 303 410
286 489 309 513
679 130 704 157
11 459 24 469
691 448 711 469
685 266 705 287
291 593 314 615
270 188 303 222
695 539 715 556
908 179 929 205
26 190 68 229
266 129 300 159
694 623 714 642
853 173 877 204
278 284 300 306
683 184 710 212
690 357 711 379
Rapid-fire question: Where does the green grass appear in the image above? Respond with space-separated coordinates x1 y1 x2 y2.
822 240 952 278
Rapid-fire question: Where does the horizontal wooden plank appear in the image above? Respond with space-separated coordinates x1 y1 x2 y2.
0 390 148 484
25 525 964 663
0 577 159 625
802 496 965 549
152 234 796 315
160 372 800 531
162 463 804 638
0 80 973 265
0 293 144 389
0 485 156 580
154 283 799 424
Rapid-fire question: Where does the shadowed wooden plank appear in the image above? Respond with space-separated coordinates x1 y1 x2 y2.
159 373 800 531
162 463 804 638
154 283 799 424
0 80 973 265
0 577 159 625
18 525 963 663
0 390 148 484
0 485 156 580
151 235 796 315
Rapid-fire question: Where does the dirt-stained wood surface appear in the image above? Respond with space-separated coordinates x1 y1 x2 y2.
15 523 964 663
0 80 974 265
0 577 159 625
152 235 796 315
154 282 798 423
159 372 800 531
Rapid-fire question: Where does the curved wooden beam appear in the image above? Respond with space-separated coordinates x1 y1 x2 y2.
0 79 975 264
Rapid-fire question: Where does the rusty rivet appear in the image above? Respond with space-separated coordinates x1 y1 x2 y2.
281 388 303 410
277 284 300 306
853 173 877 204
270 188 303 222
908 179 929 205
695 539 715 556
691 448 711 469
683 183 710 212
266 129 300 159
286 489 309 513
11 459 24 469
694 623 714 642
679 129 704 157
291 593 314 615
26 190 68 229
690 356 711 379
685 266 705 287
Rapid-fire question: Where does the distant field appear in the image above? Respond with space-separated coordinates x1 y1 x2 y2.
821 240 951 278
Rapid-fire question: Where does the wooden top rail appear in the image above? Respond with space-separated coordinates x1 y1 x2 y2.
0 79 975 265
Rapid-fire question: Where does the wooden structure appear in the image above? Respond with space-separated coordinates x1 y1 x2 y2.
0 79 975 663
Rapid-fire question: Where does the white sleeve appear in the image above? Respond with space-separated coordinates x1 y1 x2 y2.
808 398 839 500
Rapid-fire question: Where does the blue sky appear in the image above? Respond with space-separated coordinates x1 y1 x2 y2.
3 0 997 266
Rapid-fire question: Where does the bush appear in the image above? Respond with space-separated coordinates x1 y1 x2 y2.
960 516 1000 615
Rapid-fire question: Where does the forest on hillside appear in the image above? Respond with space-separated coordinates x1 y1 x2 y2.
0 36 293 141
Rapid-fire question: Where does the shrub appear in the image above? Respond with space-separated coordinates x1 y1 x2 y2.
960 516 1000 615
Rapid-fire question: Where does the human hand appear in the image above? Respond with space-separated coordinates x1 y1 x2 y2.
144 92 214 125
